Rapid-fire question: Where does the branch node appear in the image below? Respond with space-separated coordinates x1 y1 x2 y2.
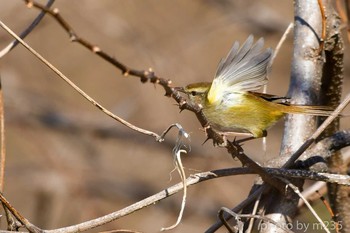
122 70 130 77
26 1 34 8
52 8 59 15
69 34 77 42
178 99 187 111
140 76 148 83
92 46 101 53
154 78 160 84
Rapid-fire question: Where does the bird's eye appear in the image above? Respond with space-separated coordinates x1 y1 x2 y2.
190 91 197 96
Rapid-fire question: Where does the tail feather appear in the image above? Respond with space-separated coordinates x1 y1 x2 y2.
282 105 334 116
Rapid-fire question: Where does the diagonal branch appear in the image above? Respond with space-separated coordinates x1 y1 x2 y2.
0 20 161 141
0 192 41 233
0 0 55 58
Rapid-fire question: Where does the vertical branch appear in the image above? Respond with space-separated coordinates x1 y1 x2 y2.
282 2 324 151
318 0 326 53
261 0 326 232
321 3 349 232
0 78 5 191
0 77 22 230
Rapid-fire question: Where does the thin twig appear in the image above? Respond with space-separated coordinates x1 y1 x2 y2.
218 207 243 233
0 77 11 230
245 193 261 233
0 78 5 193
228 141 287 193
0 76 20 230
219 207 294 233
205 185 267 233
271 22 294 64
0 0 55 58
335 0 347 24
281 178 330 233
317 190 335 219
0 20 161 141
0 192 41 233
282 92 350 169
161 148 187 231
316 191 340 233
160 124 190 231
317 0 326 54
22 0 154 80
299 181 327 208
299 149 350 207
343 0 350 42
262 22 294 159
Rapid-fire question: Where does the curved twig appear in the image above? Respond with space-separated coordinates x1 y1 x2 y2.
218 207 294 233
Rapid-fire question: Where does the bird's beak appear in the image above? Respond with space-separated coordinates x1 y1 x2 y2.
173 86 186 93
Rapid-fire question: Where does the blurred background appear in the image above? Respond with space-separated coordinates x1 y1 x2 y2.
0 1 349 232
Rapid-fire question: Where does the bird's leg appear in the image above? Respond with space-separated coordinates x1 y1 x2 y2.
234 136 255 144
234 131 267 144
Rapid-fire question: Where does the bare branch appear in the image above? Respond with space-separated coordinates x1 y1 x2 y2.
0 77 18 230
0 192 41 233
0 78 5 196
0 20 161 141
0 0 55 58
270 22 294 64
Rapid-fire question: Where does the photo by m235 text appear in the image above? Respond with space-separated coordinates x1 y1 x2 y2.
258 220 342 232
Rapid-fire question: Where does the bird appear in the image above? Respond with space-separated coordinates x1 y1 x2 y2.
178 35 332 138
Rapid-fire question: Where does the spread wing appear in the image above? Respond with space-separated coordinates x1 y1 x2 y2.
207 35 273 104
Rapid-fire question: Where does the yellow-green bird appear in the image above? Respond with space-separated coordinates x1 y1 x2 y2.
180 35 331 138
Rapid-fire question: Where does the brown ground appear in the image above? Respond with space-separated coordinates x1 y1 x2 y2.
1 1 350 232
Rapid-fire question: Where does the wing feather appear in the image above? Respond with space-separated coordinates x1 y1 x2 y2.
207 35 273 104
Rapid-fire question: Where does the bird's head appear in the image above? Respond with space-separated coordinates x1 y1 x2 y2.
176 82 212 105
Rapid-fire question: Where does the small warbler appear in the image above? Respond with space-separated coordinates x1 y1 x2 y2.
179 35 332 138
